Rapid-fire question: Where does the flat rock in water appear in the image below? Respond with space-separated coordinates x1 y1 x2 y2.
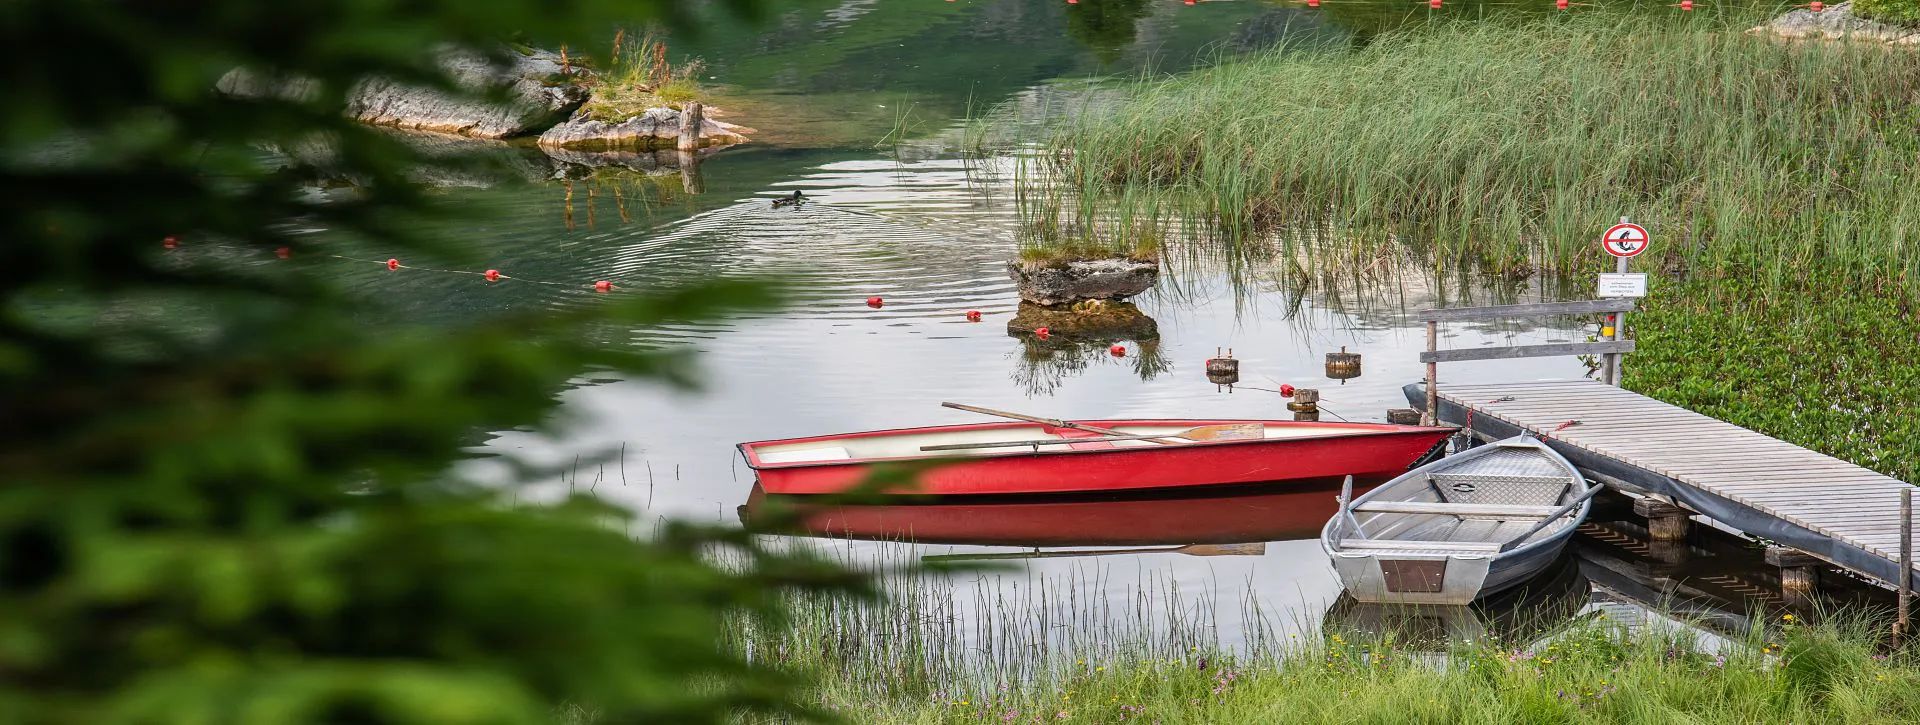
1752 2 1920 44
1007 257 1159 307
538 107 753 151
220 46 590 139
345 47 589 139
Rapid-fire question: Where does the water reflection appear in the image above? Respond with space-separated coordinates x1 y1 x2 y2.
740 480 1363 546
1325 554 1592 649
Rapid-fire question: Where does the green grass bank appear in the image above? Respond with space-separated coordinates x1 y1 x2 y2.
731 580 1920 724
1037 13 1920 479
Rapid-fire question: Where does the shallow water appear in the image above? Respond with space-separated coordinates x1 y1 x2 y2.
362 2 1794 650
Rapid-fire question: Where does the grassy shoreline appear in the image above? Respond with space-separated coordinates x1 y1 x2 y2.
726 572 1920 723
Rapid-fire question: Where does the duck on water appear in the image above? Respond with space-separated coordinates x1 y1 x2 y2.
772 189 805 208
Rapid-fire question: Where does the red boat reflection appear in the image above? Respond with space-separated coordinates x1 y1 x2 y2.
739 477 1379 547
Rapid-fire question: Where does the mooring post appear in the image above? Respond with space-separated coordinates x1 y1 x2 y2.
1385 408 1421 425
677 101 705 152
1424 319 1438 426
1901 487 1912 645
1632 497 1693 542
1288 388 1320 422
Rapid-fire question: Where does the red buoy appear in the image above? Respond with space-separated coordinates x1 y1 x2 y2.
1184 0 1196 5
1109 344 1126 357
386 258 400 271
1679 0 1692 9
275 246 291 259
1307 0 1319 7
1280 384 1296 397
484 269 501 282
162 236 178 250
594 280 612 292
965 310 982 322
1034 326 1051 339
1810 0 1823 10
1429 0 1442 8
866 296 884 308
1556 0 1569 8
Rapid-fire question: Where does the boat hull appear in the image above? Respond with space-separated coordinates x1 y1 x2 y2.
1319 436 1592 605
740 421 1452 496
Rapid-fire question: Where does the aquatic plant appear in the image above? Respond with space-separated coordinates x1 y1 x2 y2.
1042 13 1920 282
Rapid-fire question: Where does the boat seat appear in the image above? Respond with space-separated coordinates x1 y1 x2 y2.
1338 539 1503 553
757 446 853 464
1351 501 1561 518
1053 428 1118 450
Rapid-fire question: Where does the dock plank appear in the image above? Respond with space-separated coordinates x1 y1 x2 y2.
1428 380 1919 593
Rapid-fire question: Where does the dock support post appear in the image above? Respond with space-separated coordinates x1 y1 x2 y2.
1424 320 1438 426
1901 488 1912 645
1632 498 1693 542
1765 546 1821 609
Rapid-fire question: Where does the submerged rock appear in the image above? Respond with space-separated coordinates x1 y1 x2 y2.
1752 2 1920 44
1006 257 1159 307
537 107 753 151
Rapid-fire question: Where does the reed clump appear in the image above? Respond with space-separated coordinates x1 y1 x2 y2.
580 28 706 121
1045 13 1920 281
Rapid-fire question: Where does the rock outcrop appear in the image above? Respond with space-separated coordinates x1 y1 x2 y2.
1007 257 1159 307
345 47 590 139
1752 3 1920 44
537 107 754 151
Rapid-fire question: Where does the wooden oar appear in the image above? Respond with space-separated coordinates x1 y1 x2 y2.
922 542 1267 563
941 402 1181 445
1499 483 1607 552
918 423 1263 452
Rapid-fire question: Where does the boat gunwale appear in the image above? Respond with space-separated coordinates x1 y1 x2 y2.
737 420 1456 471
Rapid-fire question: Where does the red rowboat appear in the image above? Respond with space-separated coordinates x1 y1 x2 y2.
738 419 1452 496
740 482 1364 546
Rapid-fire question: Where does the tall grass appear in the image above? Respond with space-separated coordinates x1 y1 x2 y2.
719 556 1920 723
1041 13 1920 284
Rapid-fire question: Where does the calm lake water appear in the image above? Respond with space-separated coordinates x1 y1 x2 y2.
351 1 1787 649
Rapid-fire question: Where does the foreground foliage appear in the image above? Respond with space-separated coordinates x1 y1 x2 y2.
0 1 877 723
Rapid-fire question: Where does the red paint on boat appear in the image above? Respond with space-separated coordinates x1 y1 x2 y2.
742 481 1375 546
738 420 1452 496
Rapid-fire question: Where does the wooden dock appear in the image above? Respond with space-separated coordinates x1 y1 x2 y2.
1407 379 1918 593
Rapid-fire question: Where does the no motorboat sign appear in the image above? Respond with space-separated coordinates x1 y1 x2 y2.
1601 223 1650 258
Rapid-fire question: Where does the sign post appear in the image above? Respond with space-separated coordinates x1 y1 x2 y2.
1600 218 1649 386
